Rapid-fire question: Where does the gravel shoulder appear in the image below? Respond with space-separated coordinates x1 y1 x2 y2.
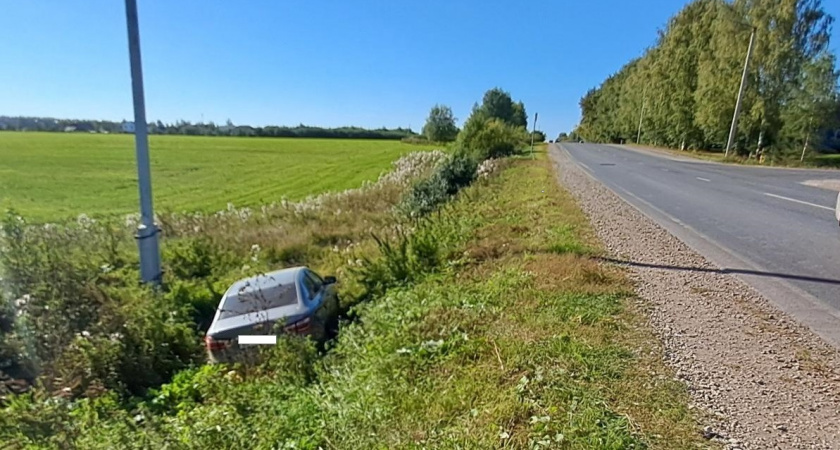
550 144 840 450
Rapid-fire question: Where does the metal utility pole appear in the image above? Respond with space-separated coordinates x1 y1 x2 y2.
530 112 539 158
125 0 162 284
636 88 646 145
801 117 813 162
725 27 756 158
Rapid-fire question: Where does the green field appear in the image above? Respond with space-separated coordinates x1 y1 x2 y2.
0 132 438 222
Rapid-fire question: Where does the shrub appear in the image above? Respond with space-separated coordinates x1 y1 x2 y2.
399 172 450 217
144 364 226 415
164 278 223 331
468 118 527 160
53 286 202 397
352 222 443 300
399 153 479 217
165 237 239 280
437 152 478 195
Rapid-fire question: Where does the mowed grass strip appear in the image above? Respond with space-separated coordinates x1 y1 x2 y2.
0 132 438 222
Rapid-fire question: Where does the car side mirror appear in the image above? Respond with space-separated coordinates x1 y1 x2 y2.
324 276 337 285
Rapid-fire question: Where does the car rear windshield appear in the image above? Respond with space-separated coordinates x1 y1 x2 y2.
218 282 298 320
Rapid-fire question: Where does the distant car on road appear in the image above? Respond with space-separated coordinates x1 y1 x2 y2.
204 266 339 363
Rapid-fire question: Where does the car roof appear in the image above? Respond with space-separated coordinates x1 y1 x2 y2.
224 266 306 298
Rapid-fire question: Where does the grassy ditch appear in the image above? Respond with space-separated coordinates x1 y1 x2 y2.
1 154 710 448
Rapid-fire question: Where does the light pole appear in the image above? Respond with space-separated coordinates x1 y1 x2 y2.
530 112 538 158
636 87 646 144
125 0 162 284
725 27 756 158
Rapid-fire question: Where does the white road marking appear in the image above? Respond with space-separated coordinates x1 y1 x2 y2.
239 335 277 345
764 193 833 211
696 177 711 182
579 162 592 171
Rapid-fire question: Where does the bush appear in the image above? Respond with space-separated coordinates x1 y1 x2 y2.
164 278 224 331
458 113 528 161
53 286 203 397
399 172 450 217
437 152 478 195
399 153 479 217
469 118 527 159
165 237 238 280
352 222 443 300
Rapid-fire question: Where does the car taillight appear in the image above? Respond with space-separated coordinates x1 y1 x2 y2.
284 317 313 334
204 335 230 350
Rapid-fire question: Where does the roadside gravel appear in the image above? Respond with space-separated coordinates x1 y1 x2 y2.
550 145 840 449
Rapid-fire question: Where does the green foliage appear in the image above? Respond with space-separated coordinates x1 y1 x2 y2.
512 100 528 128
165 237 238 280
144 364 226 415
352 224 443 300
0 157 704 448
436 152 478 194
163 278 222 331
400 172 451 217
459 117 528 160
399 153 478 217
481 87 516 124
422 104 459 142
54 287 203 397
576 0 839 154
531 130 547 143
455 88 530 161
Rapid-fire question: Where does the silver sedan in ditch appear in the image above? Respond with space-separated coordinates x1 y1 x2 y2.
204 266 339 363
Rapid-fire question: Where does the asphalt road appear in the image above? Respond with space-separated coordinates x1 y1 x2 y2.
558 142 840 345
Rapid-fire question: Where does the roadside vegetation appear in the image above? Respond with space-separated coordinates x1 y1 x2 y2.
1 88 706 448
0 134 437 222
624 143 840 169
574 0 840 164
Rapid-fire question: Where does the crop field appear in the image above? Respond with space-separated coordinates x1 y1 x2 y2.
0 132 438 222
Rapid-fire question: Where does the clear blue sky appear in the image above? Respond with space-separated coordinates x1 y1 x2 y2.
1 0 838 139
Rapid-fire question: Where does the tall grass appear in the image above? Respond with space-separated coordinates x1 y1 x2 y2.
0 150 449 399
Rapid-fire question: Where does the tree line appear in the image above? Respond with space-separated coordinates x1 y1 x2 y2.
420 88 545 145
0 116 418 140
575 0 840 157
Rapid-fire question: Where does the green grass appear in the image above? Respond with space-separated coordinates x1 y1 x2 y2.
0 153 709 448
0 132 439 222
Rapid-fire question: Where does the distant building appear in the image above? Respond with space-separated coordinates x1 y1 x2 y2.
64 126 77 133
